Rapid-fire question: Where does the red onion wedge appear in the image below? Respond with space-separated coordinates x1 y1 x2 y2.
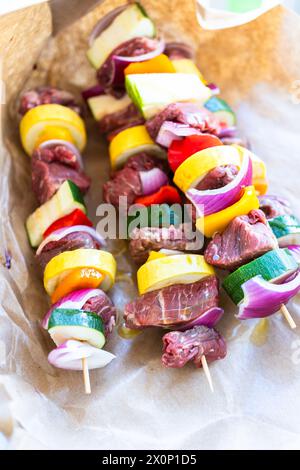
164 42 194 60
88 5 128 46
170 103 219 130
217 127 238 139
81 84 105 101
113 37 164 65
42 288 107 329
207 83 220 96
139 168 168 195
186 148 252 216
288 245 300 265
174 307 224 330
221 136 250 148
237 273 300 320
258 194 292 209
39 139 83 170
156 121 204 148
36 225 105 257
155 104 220 147
48 340 115 370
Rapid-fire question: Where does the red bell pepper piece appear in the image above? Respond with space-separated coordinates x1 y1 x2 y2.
43 209 93 238
134 185 181 206
168 134 223 172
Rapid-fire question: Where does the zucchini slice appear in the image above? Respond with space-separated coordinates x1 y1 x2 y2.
26 180 86 248
269 215 300 246
48 308 105 349
126 73 212 119
87 3 156 69
204 97 236 128
222 248 298 305
127 204 181 237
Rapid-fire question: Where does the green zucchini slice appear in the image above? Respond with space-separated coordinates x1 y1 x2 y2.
222 248 298 305
127 204 181 237
269 215 300 246
48 309 105 349
26 180 86 247
204 97 236 128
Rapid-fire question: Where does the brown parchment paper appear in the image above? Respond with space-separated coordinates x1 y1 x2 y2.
1 0 300 450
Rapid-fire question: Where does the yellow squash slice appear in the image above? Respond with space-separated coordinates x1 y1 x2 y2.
20 104 86 155
137 253 215 295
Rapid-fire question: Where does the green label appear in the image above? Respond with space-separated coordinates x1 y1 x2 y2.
228 0 262 13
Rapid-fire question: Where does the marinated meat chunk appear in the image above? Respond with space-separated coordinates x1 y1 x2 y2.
32 161 90 205
124 276 219 329
103 153 167 210
97 37 160 93
129 225 197 265
100 103 143 136
204 209 278 270
36 231 102 269
19 87 81 116
31 145 90 204
103 167 142 210
33 144 82 171
162 325 227 368
125 153 165 172
82 292 117 337
146 102 220 140
259 195 292 219
196 164 239 190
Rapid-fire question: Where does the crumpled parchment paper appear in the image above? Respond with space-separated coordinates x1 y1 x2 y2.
0 0 300 450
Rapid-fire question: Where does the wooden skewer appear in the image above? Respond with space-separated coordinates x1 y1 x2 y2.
280 304 296 330
82 357 91 394
201 355 214 393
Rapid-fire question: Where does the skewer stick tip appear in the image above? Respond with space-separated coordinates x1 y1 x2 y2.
82 357 91 394
280 304 296 330
201 355 214 393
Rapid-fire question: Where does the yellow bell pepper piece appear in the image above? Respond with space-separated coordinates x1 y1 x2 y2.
171 58 206 83
137 253 215 295
44 248 116 296
51 267 104 304
20 104 86 155
109 124 164 169
249 152 268 196
196 185 259 238
173 145 241 193
124 54 176 75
